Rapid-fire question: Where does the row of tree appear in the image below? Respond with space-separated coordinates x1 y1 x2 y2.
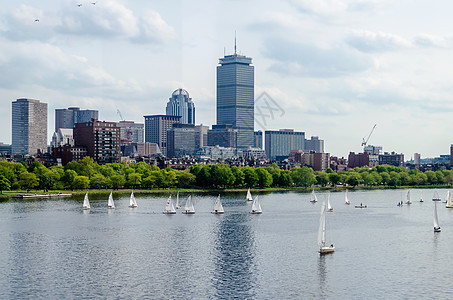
0 157 452 193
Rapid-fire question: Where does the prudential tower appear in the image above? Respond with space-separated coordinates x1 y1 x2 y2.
216 39 254 149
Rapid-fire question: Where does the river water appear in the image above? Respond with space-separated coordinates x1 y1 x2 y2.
0 189 452 299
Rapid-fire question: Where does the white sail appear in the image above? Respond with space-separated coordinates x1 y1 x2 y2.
246 188 253 201
83 193 90 210
183 195 195 214
311 190 318 203
419 191 423 202
433 190 441 201
345 190 350 205
176 192 180 209
445 191 451 203
327 193 333 211
406 190 412 204
250 196 262 214
129 191 138 208
107 192 115 209
446 192 453 208
434 200 441 231
212 195 224 214
317 200 326 246
163 196 176 214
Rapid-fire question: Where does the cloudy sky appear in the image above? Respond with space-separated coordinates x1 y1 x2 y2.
1 0 453 159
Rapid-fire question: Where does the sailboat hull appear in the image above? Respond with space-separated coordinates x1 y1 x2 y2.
211 211 224 214
320 246 335 254
129 204 138 208
250 211 262 214
163 211 176 214
182 211 195 214
434 227 441 232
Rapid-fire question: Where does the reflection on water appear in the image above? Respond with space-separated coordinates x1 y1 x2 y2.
1 190 453 298
213 212 255 299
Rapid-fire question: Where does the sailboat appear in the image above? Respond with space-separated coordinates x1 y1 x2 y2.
443 191 450 203
163 196 176 214
434 200 441 232
250 196 262 214
107 192 115 209
406 190 412 205
327 193 333 212
175 192 181 209
182 195 195 214
446 191 453 208
82 193 90 210
310 190 318 203
419 191 424 203
432 190 441 202
129 191 138 208
212 195 224 214
246 188 253 201
318 199 334 255
345 190 350 205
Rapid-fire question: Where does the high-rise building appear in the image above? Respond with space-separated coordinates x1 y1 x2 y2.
144 115 181 156
167 124 197 158
208 125 238 148
254 131 263 149
116 121 144 143
305 136 324 153
12 98 48 155
55 107 98 131
264 129 305 161
166 89 195 124
216 46 254 149
51 128 74 147
414 153 421 166
73 120 121 164
195 125 209 149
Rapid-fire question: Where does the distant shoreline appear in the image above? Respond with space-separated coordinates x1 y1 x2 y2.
1 184 451 199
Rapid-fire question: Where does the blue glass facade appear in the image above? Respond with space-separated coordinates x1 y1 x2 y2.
166 89 195 124
216 54 254 149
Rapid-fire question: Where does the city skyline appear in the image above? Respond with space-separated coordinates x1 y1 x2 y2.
1 1 453 158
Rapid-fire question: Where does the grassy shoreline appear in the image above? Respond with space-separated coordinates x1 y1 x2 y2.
1 184 451 199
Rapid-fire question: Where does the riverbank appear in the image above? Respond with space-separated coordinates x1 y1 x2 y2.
1 184 451 199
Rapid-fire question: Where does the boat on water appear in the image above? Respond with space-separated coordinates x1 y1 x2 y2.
250 196 262 214
432 190 441 202
345 190 350 205
182 195 195 214
406 190 412 205
310 190 318 203
443 191 450 203
163 196 176 214
107 192 115 209
175 192 181 209
446 191 453 208
434 200 441 232
83 193 90 210
327 193 333 212
246 188 253 201
212 195 224 214
129 191 138 208
318 199 334 255
419 191 424 203
355 203 367 208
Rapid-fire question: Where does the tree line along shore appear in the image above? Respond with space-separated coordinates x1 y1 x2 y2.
0 157 452 195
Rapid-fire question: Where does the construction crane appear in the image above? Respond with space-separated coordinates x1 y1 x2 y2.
117 109 132 142
362 124 376 147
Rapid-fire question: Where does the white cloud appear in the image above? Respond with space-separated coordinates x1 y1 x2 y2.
413 34 451 48
345 30 412 52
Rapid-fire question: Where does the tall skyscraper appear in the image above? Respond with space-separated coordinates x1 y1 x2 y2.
166 89 195 124
144 115 181 156
216 44 254 149
12 98 48 155
55 107 99 131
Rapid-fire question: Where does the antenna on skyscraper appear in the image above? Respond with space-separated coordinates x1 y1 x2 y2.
234 30 237 55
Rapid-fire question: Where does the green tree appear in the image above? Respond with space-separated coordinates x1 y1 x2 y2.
315 172 329 187
231 166 245 187
177 172 196 188
19 172 39 190
388 171 401 187
90 173 108 189
291 166 316 188
72 176 90 189
346 173 362 187
0 175 11 193
110 174 125 189
62 169 78 189
328 173 341 187
425 171 437 185
255 167 273 188
127 173 142 189
278 170 293 187
210 164 235 188
242 166 258 187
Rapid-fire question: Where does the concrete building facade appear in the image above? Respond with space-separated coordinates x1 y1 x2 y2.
144 115 181 157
